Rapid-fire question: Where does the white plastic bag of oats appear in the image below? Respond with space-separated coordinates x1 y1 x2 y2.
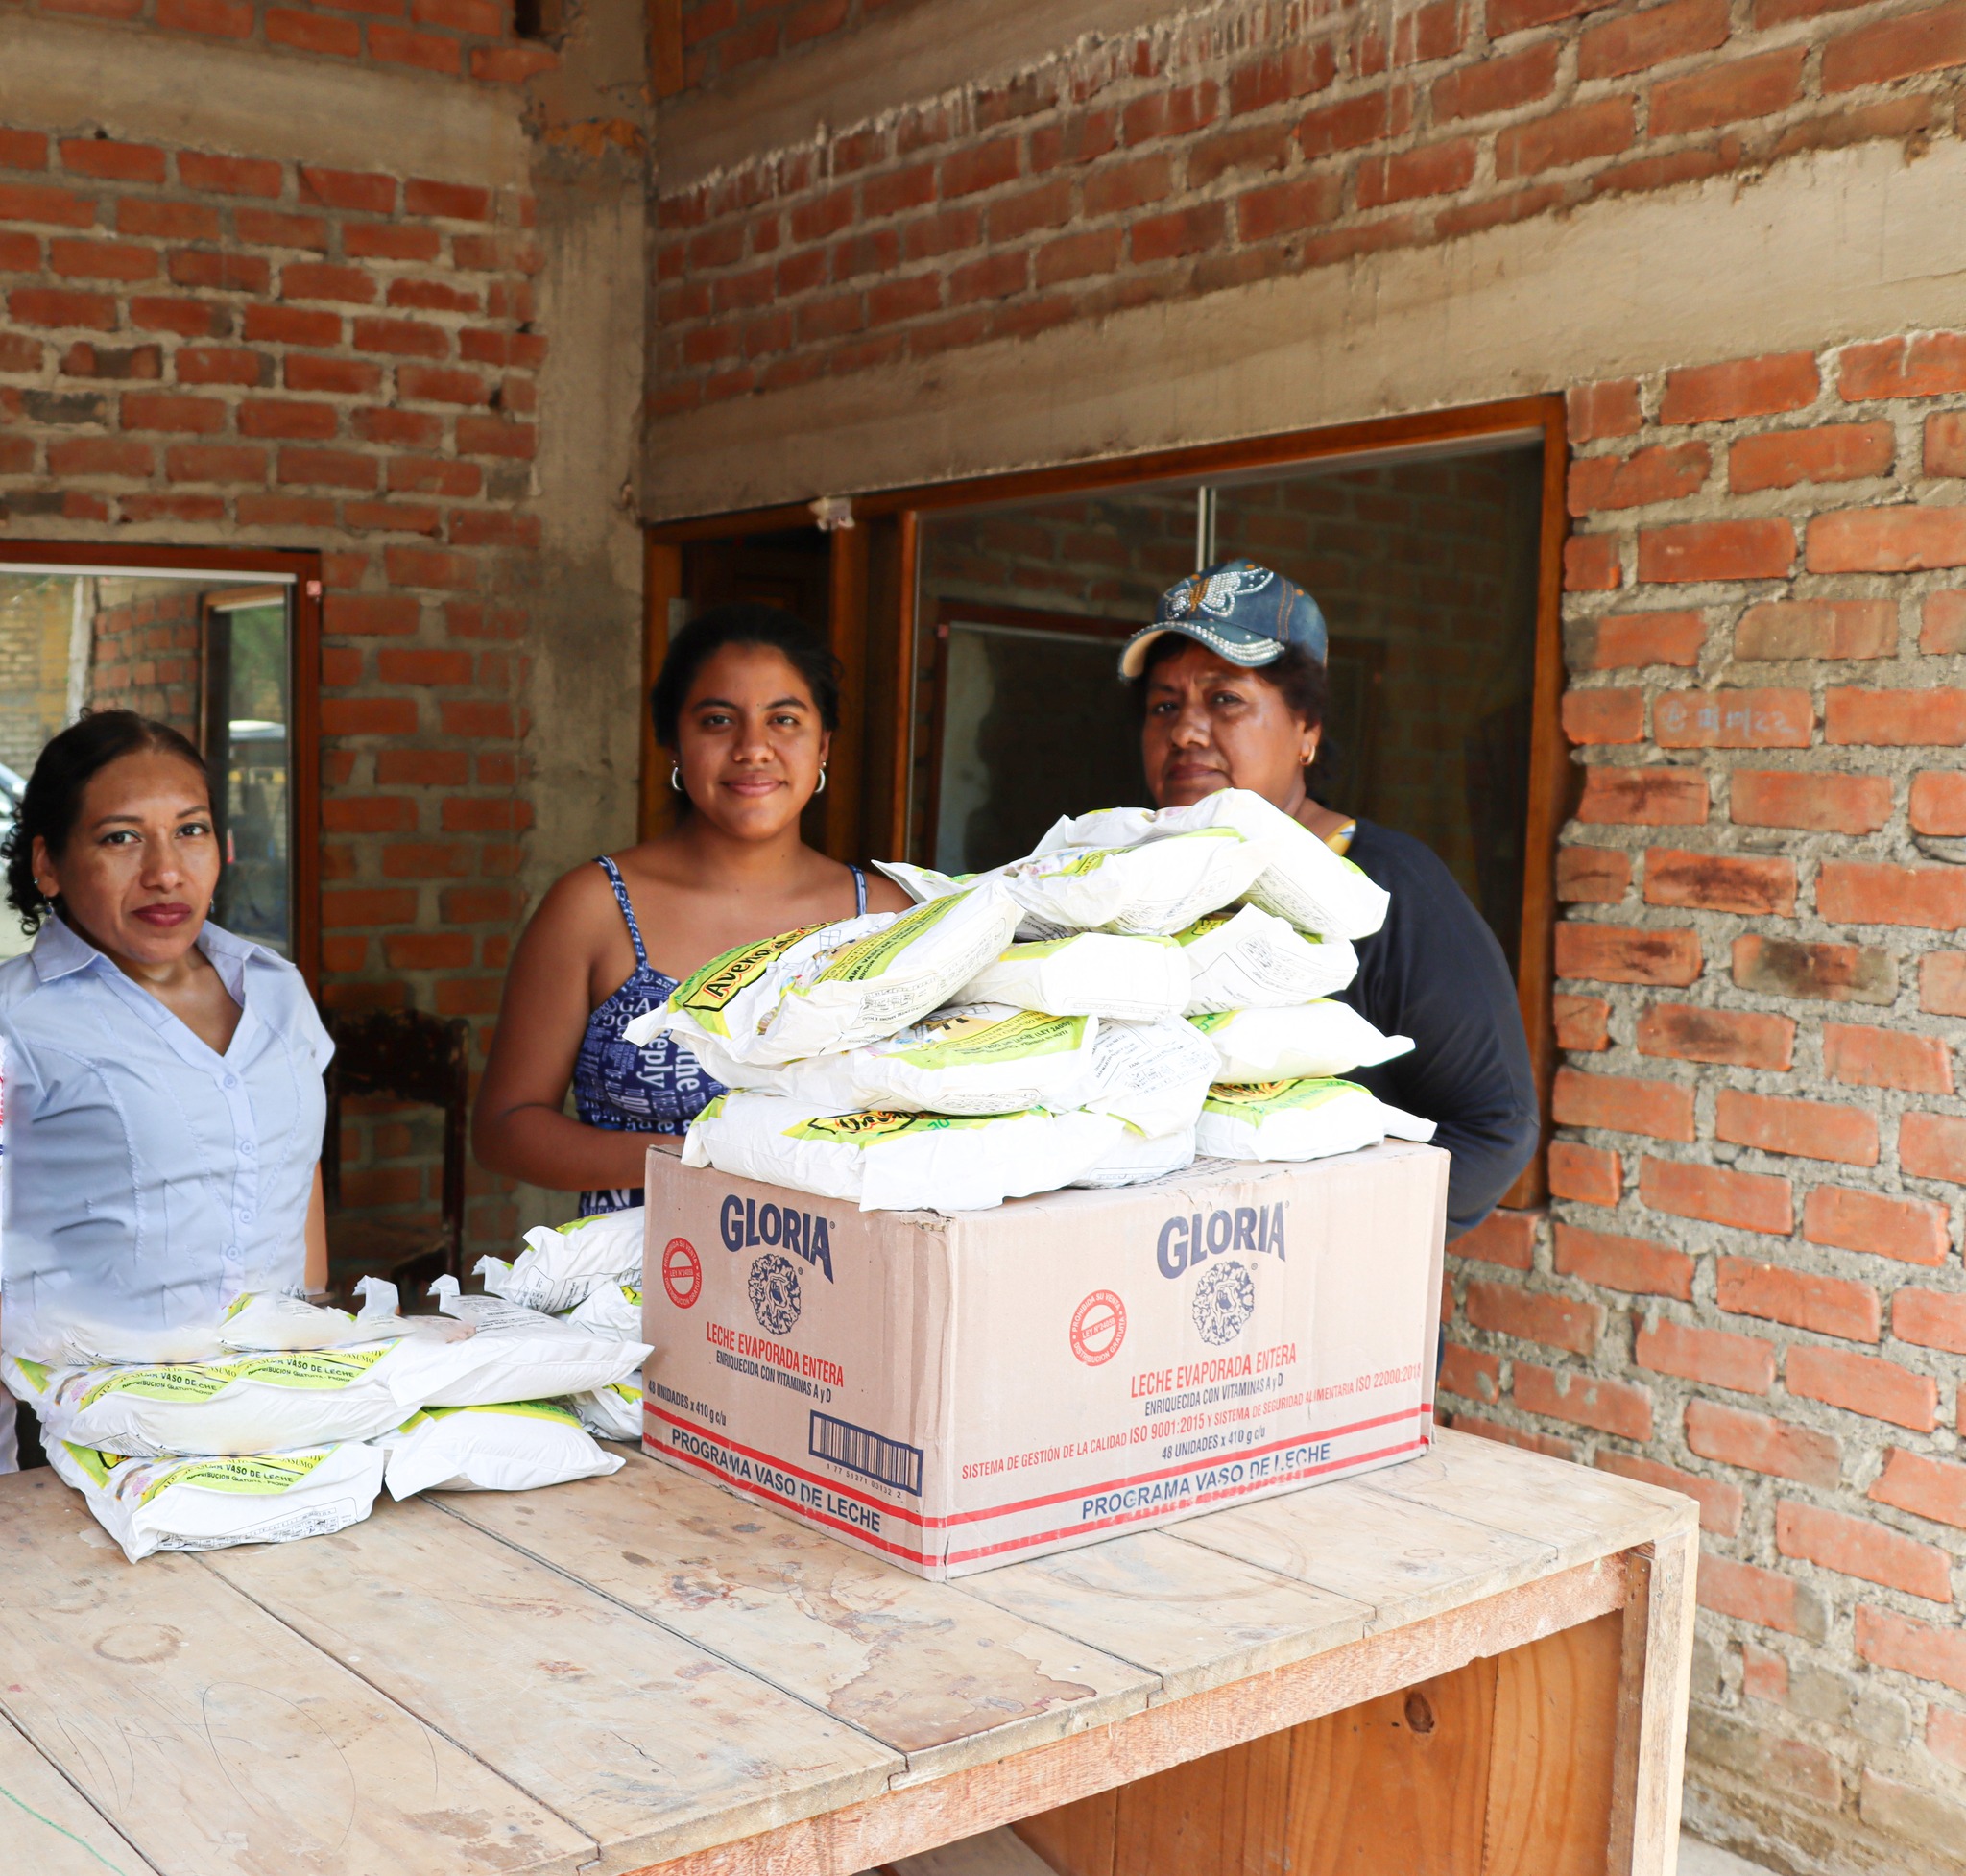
956 931 1191 1021
1189 1002 1412 1082
1194 1077 1435 1163
377 1398 623 1499
1177 905 1357 1012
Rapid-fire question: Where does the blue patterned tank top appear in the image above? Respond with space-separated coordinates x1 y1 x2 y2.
570 854 867 1214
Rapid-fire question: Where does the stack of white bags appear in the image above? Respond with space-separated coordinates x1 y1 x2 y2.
1 1216 649 1563
632 787 1435 1213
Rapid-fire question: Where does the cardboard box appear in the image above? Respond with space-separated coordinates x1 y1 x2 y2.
639 1140 1448 1580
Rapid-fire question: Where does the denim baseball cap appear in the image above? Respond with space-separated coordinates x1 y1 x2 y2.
1118 558 1330 679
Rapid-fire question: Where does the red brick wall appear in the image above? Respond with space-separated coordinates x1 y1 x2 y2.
89 582 202 727
653 0 1950 417
680 0 873 90
1442 340 1966 1864
0 119 545 1251
6 0 556 84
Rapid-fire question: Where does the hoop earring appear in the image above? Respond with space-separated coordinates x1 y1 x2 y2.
670 765 683 793
815 766 827 795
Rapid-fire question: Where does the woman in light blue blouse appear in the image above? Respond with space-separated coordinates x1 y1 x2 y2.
0 712 332 1471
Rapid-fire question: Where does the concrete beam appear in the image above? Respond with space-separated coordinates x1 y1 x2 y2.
643 134 1966 518
656 0 1154 191
0 12 530 186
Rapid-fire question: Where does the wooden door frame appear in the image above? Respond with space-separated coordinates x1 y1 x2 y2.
643 395 1570 1199
0 541 324 993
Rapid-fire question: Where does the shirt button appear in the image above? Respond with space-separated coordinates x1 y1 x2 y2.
223 1073 238 1089
239 1208 255 1224
239 1140 256 1159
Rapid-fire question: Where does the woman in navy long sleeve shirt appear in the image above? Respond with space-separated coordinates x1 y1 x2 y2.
1122 559 1539 1238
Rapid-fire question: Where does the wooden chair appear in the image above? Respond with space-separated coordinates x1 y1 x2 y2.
323 1007 470 1308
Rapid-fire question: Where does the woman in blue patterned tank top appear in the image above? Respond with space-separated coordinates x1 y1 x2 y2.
473 604 911 1214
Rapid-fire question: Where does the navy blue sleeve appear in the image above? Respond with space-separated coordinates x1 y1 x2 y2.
1331 822 1540 1239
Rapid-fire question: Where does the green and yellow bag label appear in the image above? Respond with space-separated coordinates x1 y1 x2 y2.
137 1452 327 1505
811 891 963 985
1202 1077 1363 1118
890 1008 1087 1069
785 1108 1021 1148
421 1399 581 1428
80 1345 390 1409
673 923 827 1017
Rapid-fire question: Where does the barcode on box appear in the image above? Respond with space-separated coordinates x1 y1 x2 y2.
809 1411 923 1497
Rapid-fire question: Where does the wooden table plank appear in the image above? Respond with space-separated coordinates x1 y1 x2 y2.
204 1493 904 1876
0 1710 158 1876
1167 1473 1559 1628
0 1470 594 1876
443 1455 1157 1782
955 1528 1374 1705
1358 1430 1699 1563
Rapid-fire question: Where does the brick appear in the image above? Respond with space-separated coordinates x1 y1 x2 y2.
1297 93 1391 157
1819 861 1966 931
368 23 462 73
1564 534 1622 591
1790 1345 1940 1433
1779 1499 1951 1599
1903 1110 1966 1185
376 750 468 786
1553 993 1611 1050
1730 769 1890 834
1730 422 1893 493
1553 1066 1696 1141
235 210 327 252
1931 1703 1966 1770
351 317 450 359
1467 1280 1604 1355
398 366 489 406
1642 1156 1792 1234
1652 47 1805 135
1662 352 1819 423
352 227 446 266
286 357 381 397
1433 41 1560 118
176 152 281 198
243 305 341 347
1595 1450 1743 1535
1644 848 1796 917
1809 508 1966 574
1716 1254 1882 1339
1805 1185 1950 1265
1922 952 1966 1015
1653 686 1811 748
321 796 417 835
1355 138 1477 208
1452 1206 1541 1269
1740 1641 1786 1703
1857 1603 1966 1694
163 442 265 482
1838 687 1966 753
404 180 492 222
10 287 116 329
1568 441 1709 513
1895 1287 1966 1354
1872 1449 1966 1531
1824 0 1966 89
45 436 152 477
1494 98 1634 180
386 545 477 589
281 262 376 305
1911 771 1966 836
1719 1089 1879 1167
1561 686 1644 744
265 3 367 52
1514 1362 1652 1440
1554 921 1701 987
1568 609 1705 668
168 251 270 294
60 341 162 381
1637 1001 1794 1069
1548 1140 1620 1205
1437 1341 1501 1405
59 137 165 184
941 137 1019 200
127 296 222 338
1555 847 1630 903
322 888 418 927
1686 1398 1842 1486
238 399 338 440
1553 1221 1695 1298
1576 767 1709 825
0 183 95 229
120 390 226 433
471 44 559 82
1637 1315 1778 1394
1733 934 1896 1006
1927 411 1966 479
1736 597 1896 661
1568 379 1642 443
300 167 396 214
1579 0 1727 76
1824 1022 1954 1094
1698 1555 1806 1633
170 345 257 388
1235 176 1342 243
0 130 49 170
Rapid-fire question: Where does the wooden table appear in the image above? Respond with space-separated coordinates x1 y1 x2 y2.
0 1427 1696 1876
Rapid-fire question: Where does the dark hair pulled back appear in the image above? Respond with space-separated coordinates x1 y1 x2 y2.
3 710 208 934
649 602 842 754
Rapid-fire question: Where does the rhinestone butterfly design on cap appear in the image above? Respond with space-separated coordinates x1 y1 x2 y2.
1165 565 1276 621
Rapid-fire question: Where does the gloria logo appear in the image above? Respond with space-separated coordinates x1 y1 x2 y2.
1156 1203 1286 1279
748 1253 802 1335
1191 1262 1256 1344
721 1193 834 1282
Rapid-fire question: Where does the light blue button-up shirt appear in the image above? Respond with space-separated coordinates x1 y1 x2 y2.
0 916 332 1365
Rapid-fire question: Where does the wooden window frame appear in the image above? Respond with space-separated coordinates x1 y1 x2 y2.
0 541 324 992
644 395 1570 1201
